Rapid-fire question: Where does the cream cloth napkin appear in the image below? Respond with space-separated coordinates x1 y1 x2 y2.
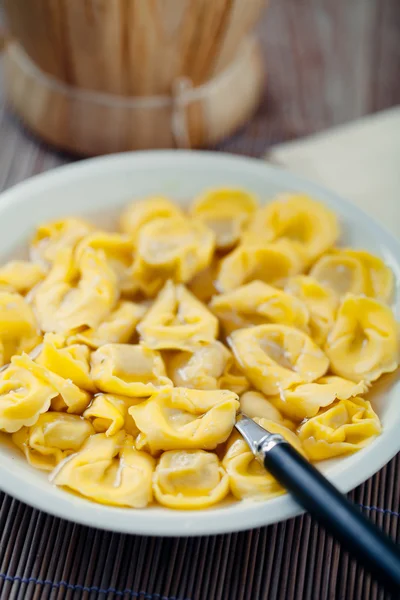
266 107 400 238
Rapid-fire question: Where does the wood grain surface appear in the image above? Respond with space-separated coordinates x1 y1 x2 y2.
218 0 400 156
0 1 399 599
2 0 265 95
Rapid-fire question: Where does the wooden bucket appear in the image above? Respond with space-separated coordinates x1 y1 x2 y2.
4 36 265 154
3 0 267 96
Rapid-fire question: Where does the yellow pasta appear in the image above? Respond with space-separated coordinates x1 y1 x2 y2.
239 391 295 429
91 343 172 397
83 393 140 437
325 294 399 382
120 197 184 246
138 281 218 351
216 239 304 293
0 356 58 433
69 300 146 348
129 387 239 454
0 260 46 294
166 341 248 394
310 249 394 302
268 376 368 421
223 419 305 500
187 259 220 303
190 187 258 250
132 216 215 295
51 432 155 508
13 353 90 414
33 247 119 334
0 188 395 511
229 324 329 396
210 280 309 335
284 275 338 346
153 450 229 509
298 397 382 460
76 232 137 297
12 412 94 470
37 333 95 392
0 291 41 366
246 194 339 265
31 217 94 265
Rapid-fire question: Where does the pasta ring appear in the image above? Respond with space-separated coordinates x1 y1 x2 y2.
229 324 329 396
129 387 239 454
246 193 339 264
52 432 155 508
190 187 258 250
223 419 305 500
310 249 394 302
216 240 304 293
210 280 309 335
298 397 382 460
325 294 399 382
138 281 218 351
153 450 229 509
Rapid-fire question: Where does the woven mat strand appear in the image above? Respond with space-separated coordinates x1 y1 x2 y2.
1 1 400 598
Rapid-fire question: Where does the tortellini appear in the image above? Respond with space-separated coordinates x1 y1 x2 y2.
284 275 338 346
188 259 220 303
15 353 90 414
310 249 394 301
138 281 218 351
0 260 46 294
12 413 94 470
223 419 305 500
0 355 58 433
91 343 172 397
51 432 155 508
120 197 184 246
325 295 399 382
239 391 294 429
298 397 382 460
246 194 339 265
268 376 368 421
69 300 146 349
33 247 118 334
153 450 229 509
0 291 41 366
83 393 139 436
216 240 303 293
129 388 239 454
31 217 94 266
166 341 248 394
190 188 258 250
230 324 329 396
37 333 95 392
210 280 309 335
132 216 215 295
76 232 137 296
1 189 396 511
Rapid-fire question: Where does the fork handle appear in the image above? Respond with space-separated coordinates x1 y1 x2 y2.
261 439 400 594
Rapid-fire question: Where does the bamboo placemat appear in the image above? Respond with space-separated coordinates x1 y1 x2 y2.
0 1 399 598
1 458 399 600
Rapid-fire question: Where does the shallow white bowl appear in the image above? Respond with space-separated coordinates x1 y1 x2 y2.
0 151 399 537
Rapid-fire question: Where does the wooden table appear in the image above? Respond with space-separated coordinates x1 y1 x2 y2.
0 1 399 599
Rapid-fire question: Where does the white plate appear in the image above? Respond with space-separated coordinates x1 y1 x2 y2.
0 150 398 537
